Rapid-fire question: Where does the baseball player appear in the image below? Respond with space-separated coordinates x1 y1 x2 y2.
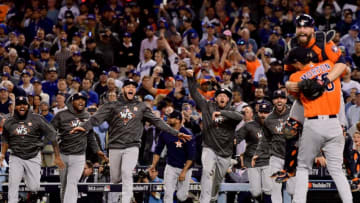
286 47 352 203
262 89 297 201
237 103 272 203
273 13 348 182
70 79 191 203
0 96 65 203
150 110 196 203
51 92 108 203
186 70 243 202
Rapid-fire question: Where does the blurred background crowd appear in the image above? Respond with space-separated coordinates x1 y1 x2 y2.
0 0 360 202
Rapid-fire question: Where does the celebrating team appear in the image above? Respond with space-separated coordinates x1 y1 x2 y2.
2 13 357 203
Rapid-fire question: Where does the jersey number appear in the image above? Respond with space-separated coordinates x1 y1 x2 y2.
316 73 334 92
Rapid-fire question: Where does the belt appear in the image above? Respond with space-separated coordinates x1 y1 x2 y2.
307 115 337 120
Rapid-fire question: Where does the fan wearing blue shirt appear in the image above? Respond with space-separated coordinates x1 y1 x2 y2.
150 110 196 203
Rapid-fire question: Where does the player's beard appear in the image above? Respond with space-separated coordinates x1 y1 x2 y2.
297 33 312 47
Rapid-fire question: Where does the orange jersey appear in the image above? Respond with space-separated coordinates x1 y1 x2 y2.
285 37 342 72
198 89 215 100
245 59 261 79
289 60 342 117
155 88 172 96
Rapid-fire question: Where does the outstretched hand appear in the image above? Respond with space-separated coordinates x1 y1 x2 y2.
177 132 192 142
69 126 86 134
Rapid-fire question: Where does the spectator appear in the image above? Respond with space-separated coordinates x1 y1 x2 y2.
137 48 156 80
42 66 58 102
19 71 33 95
93 71 108 97
342 68 360 95
55 37 71 78
139 25 158 62
40 101 53 122
316 3 338 31
81 78 98 107
96 28 118 69
52 92 67 115
340 24 360 56
82 37 104 77
0 87 11 114
347 91 360 127
58 0 80 24
116 32 138 68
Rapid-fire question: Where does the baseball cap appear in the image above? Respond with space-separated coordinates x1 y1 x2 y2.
27 60 35 66
295 14 315 27
123 32 131 38
20 71 31 77
206 23 215 28
72 77 81 84
123 79 138 88
65 10 74 19
110 66 120 73
32 78 41 84
168 110 182 121
270 60 283 66
205 41 213 46
351 24 360 32
284 47 312 65
259 102 272 113
190 32 198 39
175 75 184 82
165 77 175 83
72 92 88 101
224 70 232 75
73 32 81 37
100 70 108 76
144 94 154 101
273 89 287 99
87 14 96 20
73 51 81 56
40 47 50 53
145 25 153 31
0 86 7 91
17 58 25 64
47 67 57 73
15 96 29 106
25 65 35 72
215 88 232 99
237 39 246 46
264 48 273 57
200 78 210 85
270 30 279 36
1 72 10 78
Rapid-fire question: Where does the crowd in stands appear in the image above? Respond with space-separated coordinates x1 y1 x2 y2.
1 0 360 202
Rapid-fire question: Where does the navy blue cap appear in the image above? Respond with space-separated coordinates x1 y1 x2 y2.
207 23 215 28
100 70 108 75
73 51 81 56
259 102 272 113
72 77 81 83
41 47 50 53
30 49 40 57
110 66 120 73
237 39 246 45
25 65 35 72
87 14 96 20
20 71 31 77
224 70 232 75
73 32 81 37
145 25 154 31
351 24 360 31
175 75 184 81
27 60 35 65
190 32 198 39
285 33 294 38
168 110 182 120
0 86 7 91
205 41 214 46
32 77 41 84
270 30 279 36
17 58 25 63
1 72 10 78
159 17 167 23
123 32 131 38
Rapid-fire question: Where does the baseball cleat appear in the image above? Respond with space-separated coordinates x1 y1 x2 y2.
351 178 360 192
270 170 286 179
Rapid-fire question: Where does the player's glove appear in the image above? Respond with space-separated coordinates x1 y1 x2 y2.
298 78 325 100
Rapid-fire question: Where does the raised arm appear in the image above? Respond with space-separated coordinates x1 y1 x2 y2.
186 69 207 108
